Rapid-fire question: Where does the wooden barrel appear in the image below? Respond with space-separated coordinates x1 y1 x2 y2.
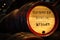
7 32 44 40
0 1 59 37
19 1 59 37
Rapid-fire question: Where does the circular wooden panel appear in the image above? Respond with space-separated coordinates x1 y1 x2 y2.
26 5 58 37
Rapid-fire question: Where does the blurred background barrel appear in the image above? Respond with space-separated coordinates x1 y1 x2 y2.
7 32 44 40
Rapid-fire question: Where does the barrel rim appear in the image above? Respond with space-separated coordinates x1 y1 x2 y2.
26 2 59 37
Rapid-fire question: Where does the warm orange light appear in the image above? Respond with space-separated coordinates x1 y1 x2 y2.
29 6 55 34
